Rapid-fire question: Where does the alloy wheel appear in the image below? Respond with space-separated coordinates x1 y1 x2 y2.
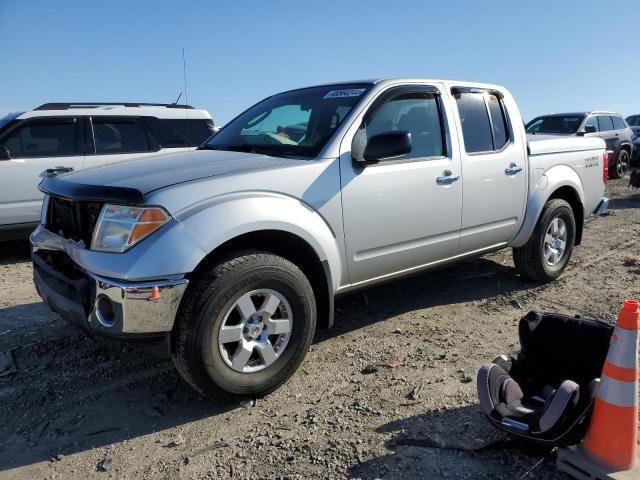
543 217 568 266
218 289 292 373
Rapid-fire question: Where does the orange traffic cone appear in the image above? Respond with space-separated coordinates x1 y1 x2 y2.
557 299 639 479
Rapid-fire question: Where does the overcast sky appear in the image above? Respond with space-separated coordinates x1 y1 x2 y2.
1 0 638 123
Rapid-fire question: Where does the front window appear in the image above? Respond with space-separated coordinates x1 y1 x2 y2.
202 83 372 158
626 115 640 127
526 115 585 134
364 90 444 161
584 116 598 132
2 118 80 158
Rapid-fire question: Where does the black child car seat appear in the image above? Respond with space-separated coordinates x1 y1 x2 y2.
477 311 613 446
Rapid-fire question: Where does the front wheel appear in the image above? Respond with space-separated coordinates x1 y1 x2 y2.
172 251 316 400
513 199 576 282
610 149 629 179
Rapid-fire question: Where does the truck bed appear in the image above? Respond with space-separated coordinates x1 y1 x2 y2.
527 134 605 156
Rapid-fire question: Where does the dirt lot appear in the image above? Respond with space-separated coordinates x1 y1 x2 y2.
0 178 638 480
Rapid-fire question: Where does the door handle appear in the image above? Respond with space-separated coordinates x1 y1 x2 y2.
505 163 523 175
436 170 460 185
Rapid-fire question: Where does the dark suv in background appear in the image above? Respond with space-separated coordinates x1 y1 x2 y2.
527 111 634 178
626 114 640 163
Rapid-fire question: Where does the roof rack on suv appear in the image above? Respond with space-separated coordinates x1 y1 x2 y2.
35 102 194 110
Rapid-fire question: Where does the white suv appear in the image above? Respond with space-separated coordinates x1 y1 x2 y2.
0 102 215 238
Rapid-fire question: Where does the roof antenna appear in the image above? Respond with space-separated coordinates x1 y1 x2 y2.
173 91 182 105
182 48 191 144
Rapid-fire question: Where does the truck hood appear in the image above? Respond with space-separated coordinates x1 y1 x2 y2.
41 150 304 201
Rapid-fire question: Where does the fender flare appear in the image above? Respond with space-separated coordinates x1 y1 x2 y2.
175 191 344 294
510 165 585 248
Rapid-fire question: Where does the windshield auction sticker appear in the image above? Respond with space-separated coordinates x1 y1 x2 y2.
323 89 367 99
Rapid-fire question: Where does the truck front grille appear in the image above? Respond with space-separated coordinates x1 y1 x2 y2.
45 196 103 246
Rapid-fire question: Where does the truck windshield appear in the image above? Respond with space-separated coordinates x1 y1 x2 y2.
526 115 585 134
201 83 372 158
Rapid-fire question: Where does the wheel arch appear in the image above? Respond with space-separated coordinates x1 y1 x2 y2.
620 143 632 155
187 229 335 330
510 165 585 248
547 186 584 245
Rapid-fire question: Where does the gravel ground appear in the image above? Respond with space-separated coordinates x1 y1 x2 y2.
0 178 639 480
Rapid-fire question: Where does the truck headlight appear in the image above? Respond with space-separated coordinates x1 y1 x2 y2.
91 204 169 252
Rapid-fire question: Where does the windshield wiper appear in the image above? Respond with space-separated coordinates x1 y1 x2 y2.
198 144 225 151
199 144 271 154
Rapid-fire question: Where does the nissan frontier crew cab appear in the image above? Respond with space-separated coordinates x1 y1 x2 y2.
31 79 608 399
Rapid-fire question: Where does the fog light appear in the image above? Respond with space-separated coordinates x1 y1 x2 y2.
96 295 116 327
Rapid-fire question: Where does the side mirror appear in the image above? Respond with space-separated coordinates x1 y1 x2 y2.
580 125 597 135
0 145 10 160
352 130 412 164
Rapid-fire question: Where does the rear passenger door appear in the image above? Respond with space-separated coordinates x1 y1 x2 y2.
596 116 619 157
611 116 630 148
451 88 527 253
83 116 162 169
0 117 84 225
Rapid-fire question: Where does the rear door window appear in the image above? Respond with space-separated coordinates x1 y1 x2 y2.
486 94 509 150
597 116 614 132
92 118 158 154
1 118 80 158
611 116 626 130
454 92 494 153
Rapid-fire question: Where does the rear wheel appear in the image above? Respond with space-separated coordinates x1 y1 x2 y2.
172 251 316 400
513 199 576 282
610 149 629 179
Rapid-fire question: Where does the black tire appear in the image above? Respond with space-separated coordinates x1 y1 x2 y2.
609 149 630 179
172 250 316 400
513 199 576 283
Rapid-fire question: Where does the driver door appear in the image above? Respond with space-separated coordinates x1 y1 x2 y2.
339 85 463 285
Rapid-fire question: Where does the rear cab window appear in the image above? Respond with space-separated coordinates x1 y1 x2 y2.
453 89 510 153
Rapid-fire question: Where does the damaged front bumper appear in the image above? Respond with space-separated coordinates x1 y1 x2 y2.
31 225 188 338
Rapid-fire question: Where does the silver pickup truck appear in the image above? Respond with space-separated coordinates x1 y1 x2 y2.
31 79 608 399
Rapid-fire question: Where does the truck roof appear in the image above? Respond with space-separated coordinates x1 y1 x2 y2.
290 78 508 95
305 77 504 88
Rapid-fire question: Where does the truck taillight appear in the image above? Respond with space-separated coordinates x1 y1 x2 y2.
602 151 608 183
